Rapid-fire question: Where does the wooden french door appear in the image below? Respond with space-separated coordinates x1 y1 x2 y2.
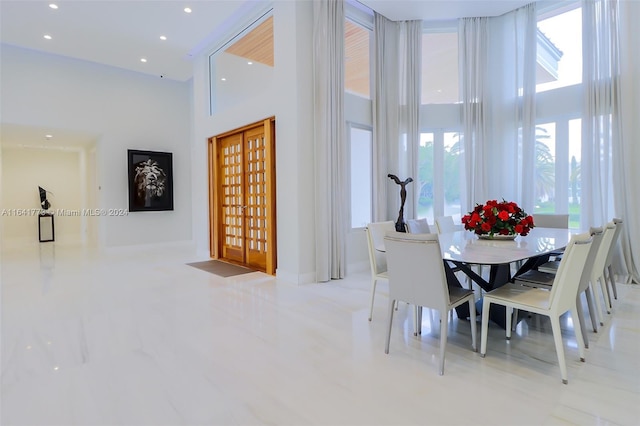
208 117 276 274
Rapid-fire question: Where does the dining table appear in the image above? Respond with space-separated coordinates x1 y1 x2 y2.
377 227 578 326
439 227 576 292
438 227 577 327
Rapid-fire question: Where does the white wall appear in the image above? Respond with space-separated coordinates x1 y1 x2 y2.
192 0 315 283
1 148 83 244
0 46 192 248
211 52 274 113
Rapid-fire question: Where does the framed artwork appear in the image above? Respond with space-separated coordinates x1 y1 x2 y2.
128 149 174 212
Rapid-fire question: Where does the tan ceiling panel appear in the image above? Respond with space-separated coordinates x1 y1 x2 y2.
345 20 371 98
225 16 274 67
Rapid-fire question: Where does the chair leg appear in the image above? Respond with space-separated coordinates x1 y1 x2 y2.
570 305 586 362
368 278 378 321
384 298 395 354
591 280 605 326
413 305 422 336
584 286 598 332
604 277 613 309
598 275 612 314
608 264 618 300
480 298 491 357
506 307 513 340
550 316 569 384
468 298 477 352
439 316 447 375
575 296 589 349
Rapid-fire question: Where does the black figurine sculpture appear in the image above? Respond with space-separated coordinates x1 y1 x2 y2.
38 186 51 210
388 174 413 232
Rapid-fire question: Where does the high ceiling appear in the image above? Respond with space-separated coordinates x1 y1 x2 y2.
0 0 534 148
1 0 533 83
358 0 532 22
0 0 267 82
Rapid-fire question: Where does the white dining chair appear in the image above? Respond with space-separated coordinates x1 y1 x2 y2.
514 226 604 347
435 215 479 289
589 221 617 324
435 216 462 233
603 218 623 303
532 213 569 229
405 218 431 234
383 231 477 376
365 221 396 321
533 214 569 261
480 232 592 384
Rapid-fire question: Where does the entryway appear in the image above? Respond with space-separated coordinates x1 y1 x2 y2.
208 117 276 274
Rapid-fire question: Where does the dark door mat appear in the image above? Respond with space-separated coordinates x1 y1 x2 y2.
186 260 257 277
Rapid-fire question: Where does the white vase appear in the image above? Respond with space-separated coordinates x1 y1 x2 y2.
477 233 517 240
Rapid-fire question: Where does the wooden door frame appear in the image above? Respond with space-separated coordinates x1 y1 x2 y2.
207 116 276 274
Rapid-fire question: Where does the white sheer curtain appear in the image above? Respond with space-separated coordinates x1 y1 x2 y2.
313 0 347 281
583 0 638 282
459 4 537 213
399 21 422 221
458 17 489 212
618 0 640 283
372 14 421 223
372 14 397 222
508 4 537 213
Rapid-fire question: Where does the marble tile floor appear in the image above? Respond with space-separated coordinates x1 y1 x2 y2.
1 243 639 426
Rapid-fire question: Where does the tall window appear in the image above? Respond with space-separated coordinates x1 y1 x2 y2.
417 130 463 221
534 3 582 228
349 125 372 228
536 7 582 92
418 133 434 218
345 5 374 229
534 123 557 212
419 25 463 223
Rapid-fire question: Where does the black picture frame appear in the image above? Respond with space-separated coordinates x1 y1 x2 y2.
127 149 174 212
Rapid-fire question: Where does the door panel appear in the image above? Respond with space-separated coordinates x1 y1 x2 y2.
210 117 276 274
218 133 244 264
244 126 268 271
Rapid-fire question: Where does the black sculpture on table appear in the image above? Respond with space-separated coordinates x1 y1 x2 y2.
38 186 54 242
38 186 51 210
388 174 413 232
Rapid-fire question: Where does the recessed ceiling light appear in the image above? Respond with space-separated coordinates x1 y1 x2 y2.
49 4 58 9
221 77 226 81
45 134 53 140
140 58 147 63
44 34 52 40
160 35 167 41
184 7 192 13
247 61 253 65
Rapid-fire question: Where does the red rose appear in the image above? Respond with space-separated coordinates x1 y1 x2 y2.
515 224 524 234
498 210 509 221
481 222 492 232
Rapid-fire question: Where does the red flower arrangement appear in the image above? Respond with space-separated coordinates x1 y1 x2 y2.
461 199 535 238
